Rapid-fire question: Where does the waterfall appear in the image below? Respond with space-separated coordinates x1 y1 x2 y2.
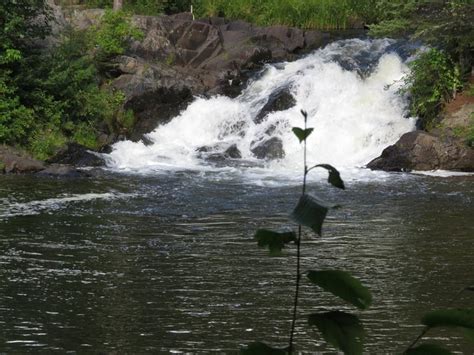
106 39 417 181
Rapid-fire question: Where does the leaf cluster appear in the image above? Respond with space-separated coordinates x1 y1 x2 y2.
0 5 142 159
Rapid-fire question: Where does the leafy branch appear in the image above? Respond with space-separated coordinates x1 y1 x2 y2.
243 110 371 354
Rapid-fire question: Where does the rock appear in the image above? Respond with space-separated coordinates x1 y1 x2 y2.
255 88 296 123
196 143 242 161
367 131 474 172
0 146 45 174
111 56 201 141
37 164 90 178
224 144 242 158
47 143 105 167
57 9 331 141
251 137 285 160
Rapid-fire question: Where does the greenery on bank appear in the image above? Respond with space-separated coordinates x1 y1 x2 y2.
194 0 379 30
0 1 142 159
369 0 474 130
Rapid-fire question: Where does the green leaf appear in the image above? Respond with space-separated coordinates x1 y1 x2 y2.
311 164 345 189
308 311 364 355
291 194 336 236
240 342 288 354
254 229 297 256
406 344 452 355
464 329 474 343
307 270 372 310
292 127 314 143
422 309 474 330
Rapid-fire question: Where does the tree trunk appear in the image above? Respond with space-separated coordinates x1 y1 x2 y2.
113 0 122 11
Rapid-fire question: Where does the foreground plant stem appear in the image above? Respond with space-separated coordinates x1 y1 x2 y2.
289 112 308 353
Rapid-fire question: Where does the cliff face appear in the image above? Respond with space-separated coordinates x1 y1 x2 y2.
58 8 331 141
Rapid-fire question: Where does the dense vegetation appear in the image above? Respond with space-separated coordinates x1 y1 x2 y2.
0 1 142 159
369 0 473 129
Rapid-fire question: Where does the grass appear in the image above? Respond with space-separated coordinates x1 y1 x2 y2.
194 0 380 30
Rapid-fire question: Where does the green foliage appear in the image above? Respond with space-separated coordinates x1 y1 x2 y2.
29 125 67 160
406 344 453 355
195 0 379 30
91 9 144 61
0 0 51 65
291 194 330 236
402 49 462 129
307 270 372 310
308 164 345 189
292 127 313 143
452 114 474 147
246 110 372 354
0 4 141 158
308 311 365 355
421 309 474 330
254 229 296 256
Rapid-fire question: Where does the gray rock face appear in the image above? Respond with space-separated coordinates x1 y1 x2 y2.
251 137 285 160
47 143 105 167
0 146 45 174
58 9 330 140
255 88 296 123
366 131 474 172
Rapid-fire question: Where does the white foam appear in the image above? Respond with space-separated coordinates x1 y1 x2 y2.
0 192 135 218
106 39 417 183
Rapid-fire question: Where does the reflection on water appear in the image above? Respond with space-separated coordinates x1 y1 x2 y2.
0 173 473 352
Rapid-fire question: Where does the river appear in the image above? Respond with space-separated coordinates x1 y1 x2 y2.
0 171 473 353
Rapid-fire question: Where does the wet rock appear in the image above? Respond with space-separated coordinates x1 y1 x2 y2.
367 131 474 172
224 144 242 159
37 164 90 178
197 143 242 161
47 143 105 167
255 88 296 123
251 137 285 160
0 146 45 174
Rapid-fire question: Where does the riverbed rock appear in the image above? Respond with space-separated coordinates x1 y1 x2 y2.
37 164 90 178
255 88 296 123
366 131 474 172
251 137 285 160
47 143 105 167
0 146 45 174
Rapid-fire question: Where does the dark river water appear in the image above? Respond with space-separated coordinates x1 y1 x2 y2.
0 171 473 353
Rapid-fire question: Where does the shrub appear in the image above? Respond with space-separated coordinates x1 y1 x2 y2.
402 48 462 129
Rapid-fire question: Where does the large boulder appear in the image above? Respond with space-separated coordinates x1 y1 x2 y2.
367 131 474 172
254 87 296 123
0 146 45 174
47 143 105 167
251 137 285 160
37 164 90 178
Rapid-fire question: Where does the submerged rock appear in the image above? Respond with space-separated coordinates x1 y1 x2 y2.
37 164 90 178
251 137 285 160
367 131 474 172
47 143 105 167
254 87 296 123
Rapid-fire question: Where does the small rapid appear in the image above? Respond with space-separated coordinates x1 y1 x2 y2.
106 39 417 181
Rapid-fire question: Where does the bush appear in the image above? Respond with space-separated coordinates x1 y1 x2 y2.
402 49 462 129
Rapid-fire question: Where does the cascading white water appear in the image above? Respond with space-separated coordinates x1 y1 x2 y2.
106 39 417 181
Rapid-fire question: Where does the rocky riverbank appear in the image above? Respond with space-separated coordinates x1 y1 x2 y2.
367 76 474 172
